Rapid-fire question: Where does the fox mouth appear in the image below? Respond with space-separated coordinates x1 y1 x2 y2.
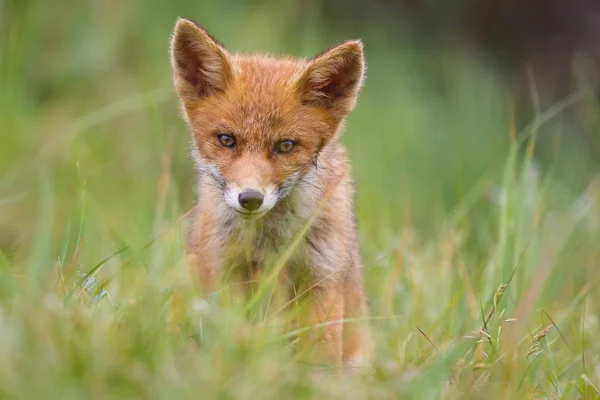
232 208 269 219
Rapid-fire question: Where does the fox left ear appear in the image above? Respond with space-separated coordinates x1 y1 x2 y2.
296 40 365 119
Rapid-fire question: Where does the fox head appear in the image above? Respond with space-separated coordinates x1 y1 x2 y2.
170 18 365 218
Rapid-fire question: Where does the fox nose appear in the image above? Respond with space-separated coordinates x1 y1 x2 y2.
238 189 264 211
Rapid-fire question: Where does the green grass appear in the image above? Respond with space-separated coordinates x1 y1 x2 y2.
1 1 600 398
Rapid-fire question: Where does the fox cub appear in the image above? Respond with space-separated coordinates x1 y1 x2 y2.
170 18 370 368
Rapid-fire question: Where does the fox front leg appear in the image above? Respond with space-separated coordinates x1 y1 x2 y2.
294 285 345 368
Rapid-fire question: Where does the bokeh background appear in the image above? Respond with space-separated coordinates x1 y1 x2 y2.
1 0 600 398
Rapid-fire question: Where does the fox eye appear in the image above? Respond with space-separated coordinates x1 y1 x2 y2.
217 134 236 148
275 140 296 154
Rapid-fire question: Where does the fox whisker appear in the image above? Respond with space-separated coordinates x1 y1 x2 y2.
197 169 226 189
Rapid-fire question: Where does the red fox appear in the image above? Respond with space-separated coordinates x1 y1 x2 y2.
170 18 370 368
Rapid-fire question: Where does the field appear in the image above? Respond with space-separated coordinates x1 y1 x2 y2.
1 1 600 398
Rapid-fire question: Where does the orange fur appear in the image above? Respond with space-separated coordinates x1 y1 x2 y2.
171 18 370 368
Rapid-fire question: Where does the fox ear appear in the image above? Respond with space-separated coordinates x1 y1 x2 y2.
170 18 233 101
296 40 365 119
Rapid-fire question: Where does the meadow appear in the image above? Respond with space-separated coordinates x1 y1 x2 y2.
1 1 600 398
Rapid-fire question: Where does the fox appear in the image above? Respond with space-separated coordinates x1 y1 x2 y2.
170 18 370 368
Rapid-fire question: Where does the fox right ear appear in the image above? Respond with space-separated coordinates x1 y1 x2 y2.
170 18 233 101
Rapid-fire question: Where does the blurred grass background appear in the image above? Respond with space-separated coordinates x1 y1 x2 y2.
1 0 600 398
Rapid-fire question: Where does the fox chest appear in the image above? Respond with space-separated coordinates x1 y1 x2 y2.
225 219 298 266
221 215 315 282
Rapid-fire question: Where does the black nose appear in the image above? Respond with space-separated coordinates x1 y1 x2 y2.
238 189 264 211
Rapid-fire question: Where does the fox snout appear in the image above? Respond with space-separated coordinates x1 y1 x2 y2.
212 152 290 217
223 181 280 217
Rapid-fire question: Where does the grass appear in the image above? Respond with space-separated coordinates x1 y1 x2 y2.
1 1 600 398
